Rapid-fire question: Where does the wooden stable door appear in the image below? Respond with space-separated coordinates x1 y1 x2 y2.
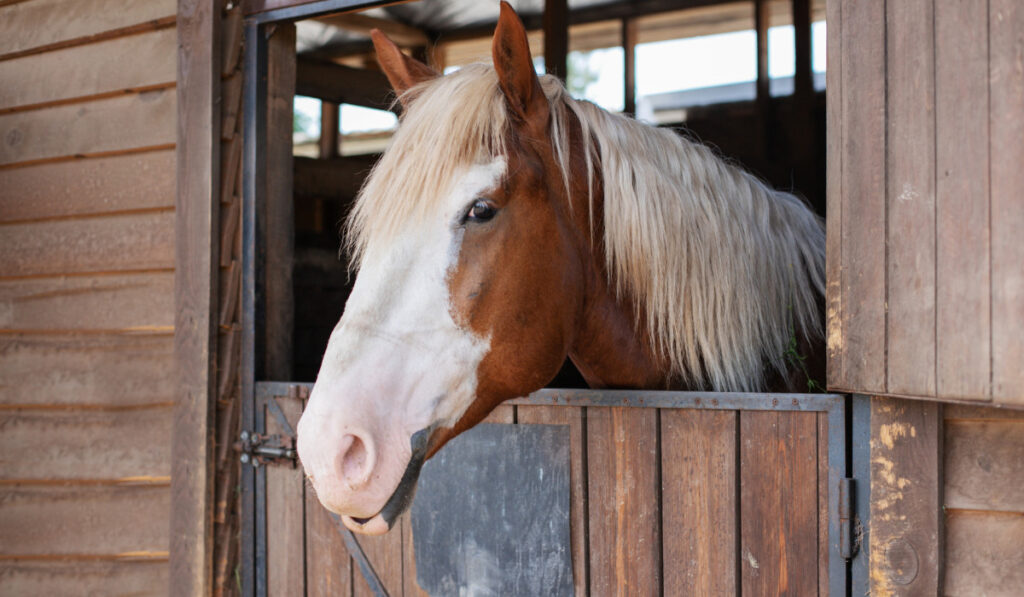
245 384 861 596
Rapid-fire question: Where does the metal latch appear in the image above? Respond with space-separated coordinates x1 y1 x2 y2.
839 477 859 560
235 430 297 468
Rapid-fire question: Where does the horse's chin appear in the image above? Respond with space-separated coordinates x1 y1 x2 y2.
341 513 392 536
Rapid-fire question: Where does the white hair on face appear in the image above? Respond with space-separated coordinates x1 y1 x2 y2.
347 64 825 392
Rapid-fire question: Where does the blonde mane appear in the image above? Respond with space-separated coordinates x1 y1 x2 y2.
348 63 825 392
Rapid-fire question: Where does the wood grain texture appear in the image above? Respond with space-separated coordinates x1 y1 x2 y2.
586 407 659 597
824 0 842 389
0 88 175 167
0 27 176 112
660 409 736 595
0 333 174 406
935 0 991 401
944 420 1024 513
868 397 943 597
0 210 173 278
0 406 171 480
305 488 353 597
885 0 935 397
352 523 403 597
482 403 515 424
0 560 168 597
739 411 818 596
170 1 220 595
517 405 587 597
944 511 1024 597
989 0 1024 404
266 396 305 596
263 23 295 381
400 509 429 597
0 0 175 59
0 150 175 224
0 272 173 332
0 485 169 555
838 0 886 394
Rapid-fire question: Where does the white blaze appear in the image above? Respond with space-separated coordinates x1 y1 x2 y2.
297 159 505 519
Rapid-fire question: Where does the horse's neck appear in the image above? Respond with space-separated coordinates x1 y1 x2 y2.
568 275 670 390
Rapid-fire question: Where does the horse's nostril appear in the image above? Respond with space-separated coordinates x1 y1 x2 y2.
338 433 373 487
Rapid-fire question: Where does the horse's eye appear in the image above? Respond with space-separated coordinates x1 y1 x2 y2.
466 200 497 223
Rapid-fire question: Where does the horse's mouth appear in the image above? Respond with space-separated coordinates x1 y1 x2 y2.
341 426 433 535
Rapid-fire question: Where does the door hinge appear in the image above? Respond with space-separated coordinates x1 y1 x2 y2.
235 430 297 468
839 477 860 560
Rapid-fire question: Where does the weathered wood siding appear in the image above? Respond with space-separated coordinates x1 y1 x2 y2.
867 398 1024 596
827 0 1024 407
0 0 177 592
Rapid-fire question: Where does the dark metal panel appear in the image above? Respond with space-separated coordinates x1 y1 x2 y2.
850 394 872 595
240 19 266 597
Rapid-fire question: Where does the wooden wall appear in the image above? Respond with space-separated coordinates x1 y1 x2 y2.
0 0 178 593
868 398 1024 596
827 0 1024 407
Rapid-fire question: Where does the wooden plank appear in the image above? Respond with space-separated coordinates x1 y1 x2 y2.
400 509 428 597
934 0 991 401
660 409 736 595
0 272 173 332
0 406 172 480
482 403 515 424
944 420 1024 513
838 0 886 394
0 149 175 224
884 0 935 397
303 487 352 593
868 397 942 596
817 411 829 596
0 560 168 597
945 404 1024 421
0 27 176 112
352 526 403 597
824 0 843 389
263 23 296 381
989 0 1024 404
544 0 569 80
0 0 175 59
0 485 169 555
169 1 219 596
586 407 659 596
739 411 818 596
320 102 339 159
266 395 305 596
0 88 176 167
518 405 587 597
305 487 353 597
296 59 396 112
622 18 636 115
944 511 1024 597
0 211 174 278
0 333 174 406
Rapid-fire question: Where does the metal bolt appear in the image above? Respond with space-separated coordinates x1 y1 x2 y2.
240 430 249 442
240 453 250 464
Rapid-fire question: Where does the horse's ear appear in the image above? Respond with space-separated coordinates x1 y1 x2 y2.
371 29 438 100
492 1 549 132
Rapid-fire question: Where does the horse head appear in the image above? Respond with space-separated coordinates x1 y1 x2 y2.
297 2 619 535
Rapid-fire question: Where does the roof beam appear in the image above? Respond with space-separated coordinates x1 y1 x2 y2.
315 11 429 47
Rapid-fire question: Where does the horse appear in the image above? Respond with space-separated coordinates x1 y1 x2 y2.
296 1 825 536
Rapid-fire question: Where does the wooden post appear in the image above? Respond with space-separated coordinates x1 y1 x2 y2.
171 0 221 594
622 18 636 115
869 397 944 596
264 23 295 381
543 0 568 81
319 101 339 159
753 0 770 106
792 0 812 103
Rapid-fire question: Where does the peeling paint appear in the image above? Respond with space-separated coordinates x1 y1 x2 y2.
879 422 915 449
